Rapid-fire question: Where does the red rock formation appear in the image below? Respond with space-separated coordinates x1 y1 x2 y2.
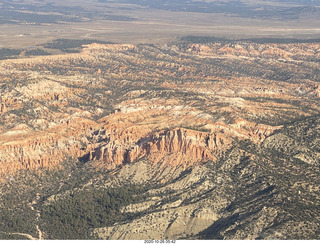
90 128 234 168
0 117 98 175
0 41 306 177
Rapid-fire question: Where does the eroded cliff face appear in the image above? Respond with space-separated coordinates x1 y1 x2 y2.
84 96 279 170
91 128 216 168
187 42 320 61
0 40 320 240
88 118 277 169
0 91 279 176
0 41 316 175
0 117 97 175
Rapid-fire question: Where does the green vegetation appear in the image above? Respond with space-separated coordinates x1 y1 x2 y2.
25 48 51 56
0 207 37 238
0 48 22 60
0 157 152 240
103 15 136 21
181 35 229 44
0 47 51 59
41 186 146 239
43 39 113 53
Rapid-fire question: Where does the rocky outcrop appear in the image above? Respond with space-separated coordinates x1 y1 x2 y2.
89 119 277 169
95 204 219 240
83 43 136 53
97 128 222 167
231 119 281 143
188 42 320 61
0 40 317 177
90 128 216 168
16 80 70 101
94 164 223 240
0 117 97 175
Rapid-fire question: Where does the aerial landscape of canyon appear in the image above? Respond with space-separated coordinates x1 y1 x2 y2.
0 0 320 240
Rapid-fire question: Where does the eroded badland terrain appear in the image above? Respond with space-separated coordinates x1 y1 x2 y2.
1 0 320 241
0 37 320 240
